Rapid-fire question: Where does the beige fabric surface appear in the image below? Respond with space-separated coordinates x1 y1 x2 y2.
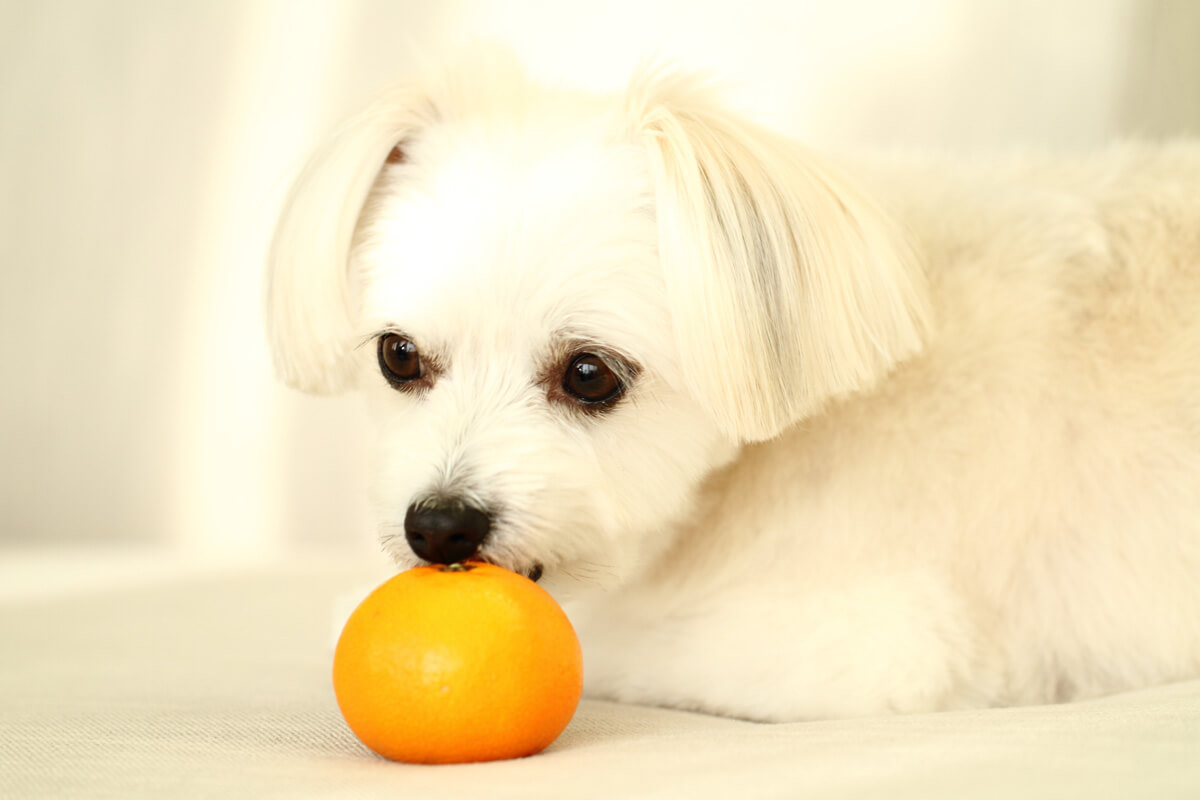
2 558 1198 799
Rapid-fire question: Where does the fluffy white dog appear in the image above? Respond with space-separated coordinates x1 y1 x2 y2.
266 51 1200 721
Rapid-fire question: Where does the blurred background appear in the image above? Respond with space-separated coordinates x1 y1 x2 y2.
2 0 1198 586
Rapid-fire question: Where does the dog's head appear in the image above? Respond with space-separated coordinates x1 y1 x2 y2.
266 51 929 594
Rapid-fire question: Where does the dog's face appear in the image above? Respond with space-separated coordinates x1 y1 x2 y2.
352 123 734 591
266 53 930 595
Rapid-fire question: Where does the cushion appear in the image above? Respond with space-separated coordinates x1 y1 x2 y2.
2 554 1198 798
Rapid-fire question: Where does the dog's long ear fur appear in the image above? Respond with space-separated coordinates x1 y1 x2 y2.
630 73 931 442
265 86 433 393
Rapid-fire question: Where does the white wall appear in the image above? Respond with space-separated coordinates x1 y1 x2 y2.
1 0 1197 559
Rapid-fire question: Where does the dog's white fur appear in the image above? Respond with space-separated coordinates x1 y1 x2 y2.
267 51 1200 721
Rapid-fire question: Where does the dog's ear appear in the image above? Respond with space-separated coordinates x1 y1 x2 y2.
630 73 931 442
265 85 432 393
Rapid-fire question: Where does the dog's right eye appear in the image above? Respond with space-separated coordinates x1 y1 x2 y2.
378 333 422 387
563 353 625 406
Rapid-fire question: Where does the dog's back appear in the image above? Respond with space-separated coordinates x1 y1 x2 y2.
887 144 1200 704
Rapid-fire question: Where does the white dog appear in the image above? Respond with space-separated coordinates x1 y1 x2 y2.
266 51 1200 721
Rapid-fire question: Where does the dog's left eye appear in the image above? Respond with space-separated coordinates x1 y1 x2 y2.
563 354 624 405
378 333 422 387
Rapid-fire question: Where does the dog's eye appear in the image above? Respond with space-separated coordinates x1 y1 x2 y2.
378 333 422 386
563 354 623 405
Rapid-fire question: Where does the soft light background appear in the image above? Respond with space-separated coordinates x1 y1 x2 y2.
2 0 1198 584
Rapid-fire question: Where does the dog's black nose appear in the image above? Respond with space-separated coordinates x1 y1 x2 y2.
404 499 491 564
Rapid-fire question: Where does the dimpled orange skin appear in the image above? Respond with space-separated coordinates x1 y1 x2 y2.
332 562 583 764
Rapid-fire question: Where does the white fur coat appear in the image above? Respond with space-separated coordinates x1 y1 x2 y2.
267 52 1200 721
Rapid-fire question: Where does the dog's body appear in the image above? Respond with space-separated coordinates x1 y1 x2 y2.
575 148 1200 720
267 53 1200 722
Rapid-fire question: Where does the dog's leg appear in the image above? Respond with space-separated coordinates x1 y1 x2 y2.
576 567 998 722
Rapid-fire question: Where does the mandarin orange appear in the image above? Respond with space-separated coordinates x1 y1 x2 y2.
332 561 583 764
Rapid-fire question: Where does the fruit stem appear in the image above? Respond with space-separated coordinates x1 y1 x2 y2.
440 562 476 572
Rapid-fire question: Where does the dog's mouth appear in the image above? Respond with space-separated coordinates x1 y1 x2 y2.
485 559 543 582
435 558 543 582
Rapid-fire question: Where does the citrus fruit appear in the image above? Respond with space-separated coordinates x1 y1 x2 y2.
332 561 583 764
